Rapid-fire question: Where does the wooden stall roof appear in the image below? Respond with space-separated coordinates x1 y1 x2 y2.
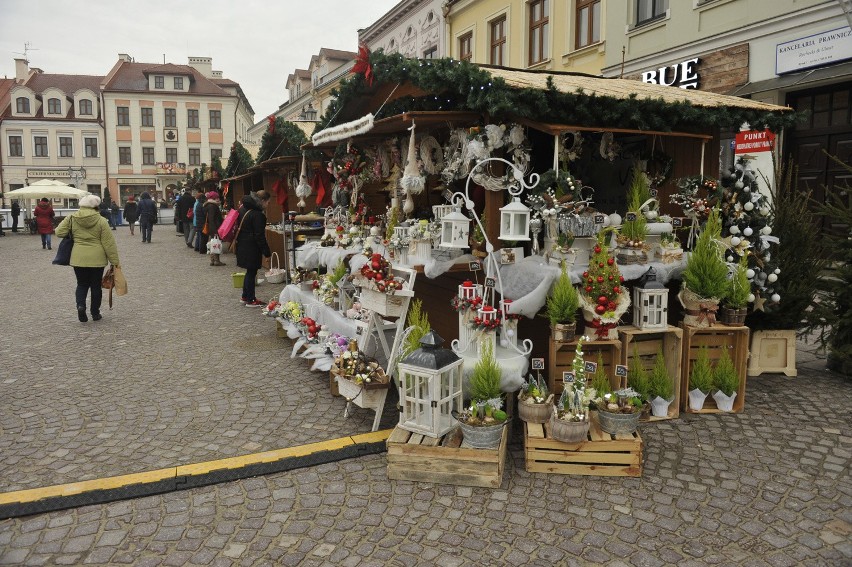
483 66 790 113
306 110 482 150
512 115 714 141
251 155 302 171
221 170 259 184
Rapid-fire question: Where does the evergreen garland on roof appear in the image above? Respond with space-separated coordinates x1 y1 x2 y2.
316 51 799 136
225 141 254 178
257 118 308 163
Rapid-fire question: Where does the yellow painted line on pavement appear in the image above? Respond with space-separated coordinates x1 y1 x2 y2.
0 429 393 506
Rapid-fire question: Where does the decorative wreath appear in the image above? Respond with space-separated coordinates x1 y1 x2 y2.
419 135 444 175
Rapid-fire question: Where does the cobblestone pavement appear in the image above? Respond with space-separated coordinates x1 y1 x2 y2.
1 229 851 566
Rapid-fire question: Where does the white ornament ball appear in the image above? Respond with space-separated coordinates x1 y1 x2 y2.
727 255 734 262
761 226 772 235
370 226 379 236
601 214 611 227
744 202 754 211
608 213 622 227
743 186 751 193
500 338 509 347
349 226 359 235
746 269 755 279
759 207 770 216
644 210 659 221
743 227 754 237
729 225 740 234
731 236 741 246
735 181 744 190
747 293 755 302
507 329 514 338
771 293 781 303
774 268 781 275
768 273 778 283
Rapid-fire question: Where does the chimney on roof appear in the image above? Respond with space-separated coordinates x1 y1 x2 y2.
188 57 213 78
212 70 223 78
14 58 29 82
118 53 133 62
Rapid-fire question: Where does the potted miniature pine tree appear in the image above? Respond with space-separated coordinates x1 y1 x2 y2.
680 206 728 327
579 228 629 340
647 348 674 417
518 374 553 424
720 257 750 326
712 348 739 412
547 265 580 342
615 169 651 265
454 341 507 449
550 336 596 442
688 346 714 411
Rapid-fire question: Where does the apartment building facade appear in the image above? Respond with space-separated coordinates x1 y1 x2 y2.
445 0 606 75
101 55 254 203
1 58 107 201
359 0 446 59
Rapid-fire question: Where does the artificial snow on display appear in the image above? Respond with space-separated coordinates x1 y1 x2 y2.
311 113 375 146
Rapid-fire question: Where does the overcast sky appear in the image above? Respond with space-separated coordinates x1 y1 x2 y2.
0 0 399 122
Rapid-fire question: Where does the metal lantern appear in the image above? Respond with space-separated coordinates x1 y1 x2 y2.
440 209 470 249
397 331 464 438
499 197 531 241
633 267 668 330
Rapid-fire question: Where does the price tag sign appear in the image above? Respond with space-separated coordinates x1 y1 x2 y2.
615 364 628 377
625 212 638 222
442 188 454 202
485 277 496 288
531 358 545 370
585 361 598 373
672 217 683 228
468 261 482 271
594 214 606 225
562 371 575 383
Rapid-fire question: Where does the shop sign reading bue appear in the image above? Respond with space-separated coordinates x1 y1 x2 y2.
641 58 700 89
776 26 852 74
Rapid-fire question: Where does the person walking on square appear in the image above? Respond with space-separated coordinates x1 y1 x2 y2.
235 190 271 307
33 198 55 250
203 190 226 266
55 195 121 322
193 190 206 253
110 200 120 229
123 195 139 236
137 192 157 243
11 201 20 232
176 188 194 236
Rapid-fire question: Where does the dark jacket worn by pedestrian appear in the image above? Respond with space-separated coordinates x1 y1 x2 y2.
235 195 270 271
176 192 195 221
137 193 157 223
203 198 224 237
123 200 139 223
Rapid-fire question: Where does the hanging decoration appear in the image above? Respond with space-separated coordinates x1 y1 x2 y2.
562 131 583 162
267 115 276 133
671 175 717 248
441 124 531 191
419 135 444 175
311 113 375 146
599 132 620 162
399 122 425 216
351 44 375 86
295 153 312 209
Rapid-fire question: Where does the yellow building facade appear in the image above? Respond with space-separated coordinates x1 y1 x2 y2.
445 0 606 75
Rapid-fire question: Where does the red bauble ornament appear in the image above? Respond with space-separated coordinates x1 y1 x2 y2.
597 276 604 283
619 276 625 282
585 286 593 293
595 304 606 315
613 286 620 294
375 273 384 282
594 245 602 253
609 275 614 281
608 301 616 311
587 277 594 284
582 271 589 278
598 296 608 305
598 262 604 268
607 258 615 266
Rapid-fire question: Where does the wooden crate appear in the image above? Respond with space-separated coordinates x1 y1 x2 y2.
523 415 642 477
679 324 749 414
386 425 507 488
748 329 797 377
620 325 683 421
548 338 621 396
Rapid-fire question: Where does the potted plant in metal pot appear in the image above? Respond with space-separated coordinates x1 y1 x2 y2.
547 264 580 342
454 341 507 449
551 381 596 443
712 348 739 412
593 387 644 436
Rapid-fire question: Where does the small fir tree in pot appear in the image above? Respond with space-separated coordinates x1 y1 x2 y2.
648 348 674 417
616 169 651 264
455 341 507 449
547 265 580 342
680 207 729 327
721 257 751 325
688 346 714 411
712 348 740 412
579 228 629 340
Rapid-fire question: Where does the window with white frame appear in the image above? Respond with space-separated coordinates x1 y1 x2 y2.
59 136 73 157
16 97 30 114
79 99 93 115
490 16 507 66
47 98 62 114
636 0 668 25
8 135 23 157
85 137 98 158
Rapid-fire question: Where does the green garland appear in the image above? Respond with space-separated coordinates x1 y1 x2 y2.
257 118 308 163
225 141 254 178
316 51 799 136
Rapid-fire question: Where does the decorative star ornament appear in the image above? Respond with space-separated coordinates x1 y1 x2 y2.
752 293 767 312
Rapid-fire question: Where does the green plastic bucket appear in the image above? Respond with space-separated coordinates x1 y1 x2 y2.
232 272 246 288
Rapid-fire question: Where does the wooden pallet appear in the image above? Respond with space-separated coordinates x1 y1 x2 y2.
679 323 749 414
524 416 642 477
620 325 683 421
548 338 621 396
386 425 507 488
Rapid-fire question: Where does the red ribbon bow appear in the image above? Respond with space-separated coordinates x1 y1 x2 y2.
267 115 276 134
588 318 618 340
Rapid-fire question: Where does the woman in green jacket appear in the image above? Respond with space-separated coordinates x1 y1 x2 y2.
55 194 121 322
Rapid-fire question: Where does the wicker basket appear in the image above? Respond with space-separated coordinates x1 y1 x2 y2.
550 414 590 443
265 252 287 284
719 307 747 326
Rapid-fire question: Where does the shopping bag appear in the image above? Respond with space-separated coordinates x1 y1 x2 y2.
114 266 128 296
209 236 223 255
218 209 239 242
52 217 74 266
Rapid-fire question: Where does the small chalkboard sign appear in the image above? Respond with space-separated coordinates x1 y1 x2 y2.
468 261 482 271
531 358 545 370
562 371 575 383
672 217 683 228
649 188 658 198
484 277 496 288
442 188 454 202
594 214 606 225
625 212 638 222
585 361 598 373
615 364 628 377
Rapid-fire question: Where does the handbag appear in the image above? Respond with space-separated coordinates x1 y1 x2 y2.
218 209 239 241
225 210 251 253
186 208 193 220
52 217 74 265
102 265 115 309
209 236 223 255
202 220 209 236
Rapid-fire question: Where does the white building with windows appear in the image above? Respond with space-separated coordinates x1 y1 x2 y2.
359 0 446 60
0 58 106 204
101 54 254 203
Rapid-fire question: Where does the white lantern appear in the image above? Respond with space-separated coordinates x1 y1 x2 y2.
432 204 454 222
397 331 464 438
632 267 668 330
499 197 531 241
440 209 471 249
